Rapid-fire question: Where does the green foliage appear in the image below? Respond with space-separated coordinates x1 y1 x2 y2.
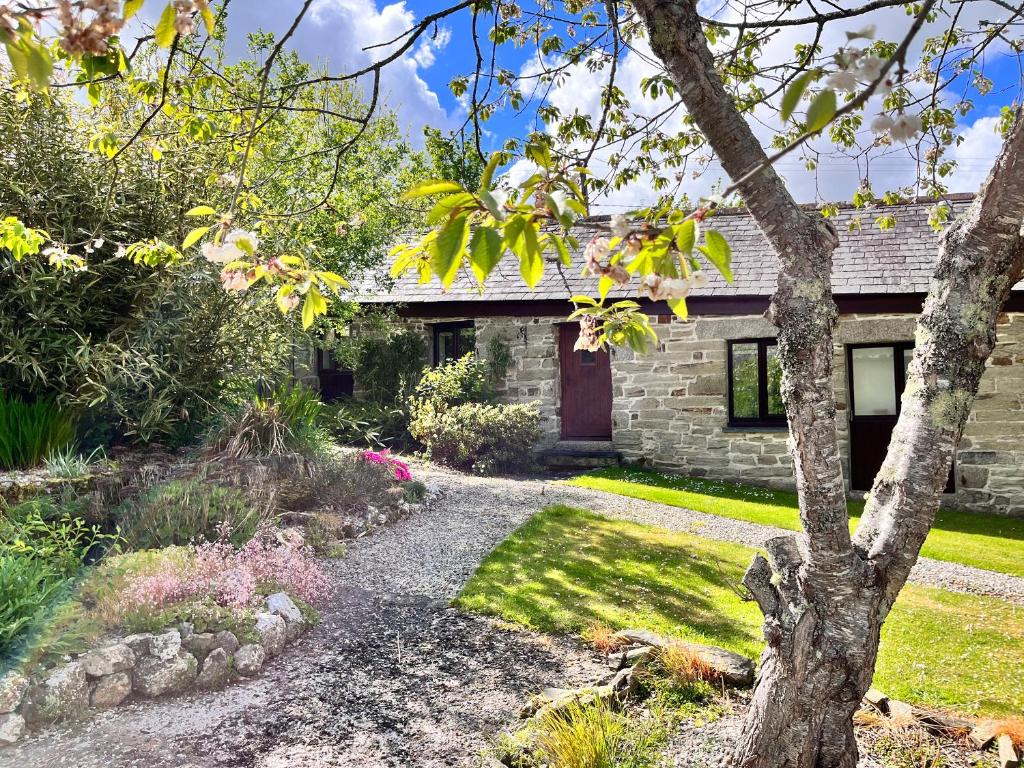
208 382 324 459
410 400 540 475
411 354 495 412
535 699 625 768
277 452 399 516
115 479 269 551
42 446 108 479
353 328 428 406
0 497 115 658
0 394 76 470
323 401 411 449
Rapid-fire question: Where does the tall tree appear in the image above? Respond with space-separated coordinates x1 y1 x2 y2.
2 2 1023 764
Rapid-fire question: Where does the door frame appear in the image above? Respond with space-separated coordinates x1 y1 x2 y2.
846 341 955 492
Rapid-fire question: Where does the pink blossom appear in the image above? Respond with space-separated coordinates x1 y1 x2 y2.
359 449 412 482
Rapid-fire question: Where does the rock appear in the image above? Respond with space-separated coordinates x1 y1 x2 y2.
863 688 889 714
133 651 198 697
90 672 132 708
673 641 756 688
212 630 240 655
971 722 1000 750
0 713 25 745
999 734 1020 768
178 622 194 641
0 672 28 714
887 699 915 724
914 709 972 737
150 630 182 661
612 628 668 649
183 632 218 664
23 662 89 724
122 633 154 657
195 648 231 690
254 613 286 658
266 592 302 624
233 645 266 677
81 643 135 677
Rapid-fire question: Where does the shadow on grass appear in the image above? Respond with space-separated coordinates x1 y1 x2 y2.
457 504 763 658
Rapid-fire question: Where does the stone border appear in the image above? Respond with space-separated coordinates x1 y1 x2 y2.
0 591 307 747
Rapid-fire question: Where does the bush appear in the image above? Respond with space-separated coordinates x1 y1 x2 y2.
0 498 114 657
116 479 270 550
352 328 427 405
410 353 494 413
0 394 76 470
279 452 398 515
410 401 540 475
208 382 325 459
323 400 411 448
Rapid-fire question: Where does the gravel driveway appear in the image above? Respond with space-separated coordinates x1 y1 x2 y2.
6 464 1022 768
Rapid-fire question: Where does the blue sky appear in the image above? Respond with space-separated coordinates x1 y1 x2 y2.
145 0 1023 205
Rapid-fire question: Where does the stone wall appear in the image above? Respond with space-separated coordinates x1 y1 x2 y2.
360 310 1023 516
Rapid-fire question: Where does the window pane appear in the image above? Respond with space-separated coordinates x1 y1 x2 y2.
437 331 455 364
458 326 476 357
730 343 759 419
766 344 784 416
580 349 596 365
852 347 897 416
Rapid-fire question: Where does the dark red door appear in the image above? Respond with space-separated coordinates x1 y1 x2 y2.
559 324 613 440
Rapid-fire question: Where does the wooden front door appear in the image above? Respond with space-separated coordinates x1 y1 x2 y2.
847 343 954 492
559 324 613 440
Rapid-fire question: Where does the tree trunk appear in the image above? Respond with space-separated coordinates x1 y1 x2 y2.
629 1 1024 766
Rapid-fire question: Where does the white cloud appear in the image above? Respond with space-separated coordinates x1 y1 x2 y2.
514 1 1013 209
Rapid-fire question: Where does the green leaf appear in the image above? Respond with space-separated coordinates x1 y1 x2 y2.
667 298 689 320
805 89 837 134
182 226 210 249
403 180 464 200
431 213 470 289
154 3 178 48
301 292 316 329
185 205 217 217
700 229 733 283
552 236 572 266
519 223 544 288
200 4 216 33
426 192 476 225
469 226 503 285
675 219 696 255
5 43 28 82
598 275 614 301
570 295 598 306
25 43 53 90
479 153 501 193
124 0 145 20
479 189 508 220
780 70 815 122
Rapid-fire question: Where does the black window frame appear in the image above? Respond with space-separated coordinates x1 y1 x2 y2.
727 338 786 427
845 341 915 420
432 320 476 367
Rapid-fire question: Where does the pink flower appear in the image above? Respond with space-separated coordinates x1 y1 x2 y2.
359 449 412 482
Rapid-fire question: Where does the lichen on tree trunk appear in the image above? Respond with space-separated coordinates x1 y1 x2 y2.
629 0 1024 765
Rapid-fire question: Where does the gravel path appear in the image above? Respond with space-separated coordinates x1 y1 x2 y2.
5 464 1022 768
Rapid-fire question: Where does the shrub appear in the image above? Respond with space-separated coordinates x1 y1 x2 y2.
359 449 412 481
278 452 398 515
410 353 494 413
0 394 76 470
324 400 411 448
120 538 329 615
352 328 427 405
116 479 270 550
410 401 540 475
0 554 67 656
208 382 324 459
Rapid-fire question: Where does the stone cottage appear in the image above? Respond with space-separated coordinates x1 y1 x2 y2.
335 195 1024 516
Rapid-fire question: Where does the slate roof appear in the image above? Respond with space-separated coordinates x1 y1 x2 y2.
356 194 1019 304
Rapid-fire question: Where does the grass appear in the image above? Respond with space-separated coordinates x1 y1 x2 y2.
456 505 1024 718
565 467 1024 578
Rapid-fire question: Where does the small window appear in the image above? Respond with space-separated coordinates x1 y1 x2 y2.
580 349 597 365
432 321 475 366
728 339 785 426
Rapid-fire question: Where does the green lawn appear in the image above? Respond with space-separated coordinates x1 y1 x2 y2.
566 467 1024 578
456 505 1024 718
